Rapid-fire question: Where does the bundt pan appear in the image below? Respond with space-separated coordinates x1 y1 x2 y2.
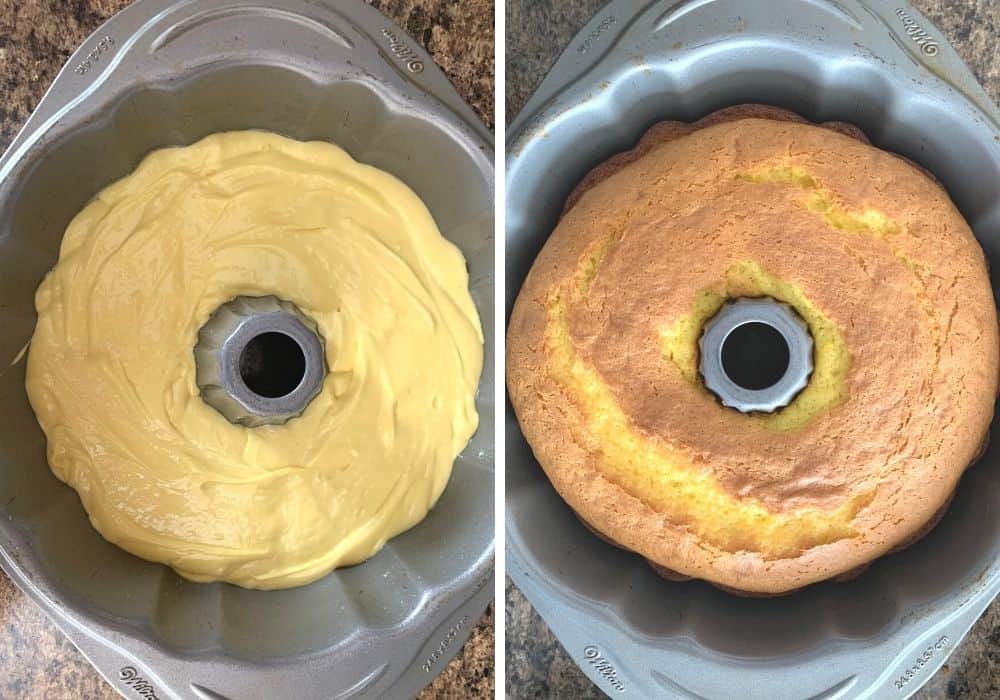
506 0 1000 697
0 1 494 698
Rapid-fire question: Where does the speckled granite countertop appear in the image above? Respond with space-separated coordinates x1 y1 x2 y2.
505 0 1000 698
0 1 493 698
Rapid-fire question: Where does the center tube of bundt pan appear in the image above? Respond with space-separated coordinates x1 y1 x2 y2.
193 296 327 427
699 298 813 413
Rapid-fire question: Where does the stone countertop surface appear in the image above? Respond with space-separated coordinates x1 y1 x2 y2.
0 0 493 699
505 0 1000 698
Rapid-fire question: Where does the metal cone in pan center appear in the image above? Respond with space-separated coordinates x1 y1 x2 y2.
195 295 326 427
699 297 813 413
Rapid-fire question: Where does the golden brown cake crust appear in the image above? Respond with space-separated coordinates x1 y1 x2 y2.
562 105 940 213
507 105 999 594
575 487 955 597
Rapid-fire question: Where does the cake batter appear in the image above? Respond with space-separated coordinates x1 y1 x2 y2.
27 131 483 589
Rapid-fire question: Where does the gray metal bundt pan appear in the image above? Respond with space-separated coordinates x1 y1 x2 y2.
506 0 1000 698
0 1 494 698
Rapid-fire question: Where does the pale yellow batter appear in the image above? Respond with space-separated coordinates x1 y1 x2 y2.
26 131 483 589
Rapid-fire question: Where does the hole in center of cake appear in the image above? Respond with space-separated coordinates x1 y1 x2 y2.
720 321 790 390
239 331 306 398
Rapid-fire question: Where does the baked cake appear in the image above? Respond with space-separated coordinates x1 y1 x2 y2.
506 105 999 594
